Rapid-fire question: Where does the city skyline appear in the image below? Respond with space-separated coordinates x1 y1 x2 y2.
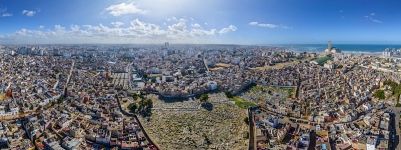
1 0 401 44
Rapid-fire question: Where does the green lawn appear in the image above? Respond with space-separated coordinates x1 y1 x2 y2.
373 90 385 100
231 97 257 109
314 56 333 65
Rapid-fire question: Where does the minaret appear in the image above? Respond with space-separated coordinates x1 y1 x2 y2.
328 41 332 50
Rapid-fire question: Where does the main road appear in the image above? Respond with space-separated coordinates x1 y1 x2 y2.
248 107 256 150
391 107 400 150
63 60 75 96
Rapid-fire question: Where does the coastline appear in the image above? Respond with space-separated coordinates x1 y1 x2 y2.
277 43 401 56
290 49 383 56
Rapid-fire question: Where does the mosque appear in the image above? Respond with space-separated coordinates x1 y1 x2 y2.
324 41 341 54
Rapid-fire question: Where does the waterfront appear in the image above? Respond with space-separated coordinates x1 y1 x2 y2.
275 44 401 54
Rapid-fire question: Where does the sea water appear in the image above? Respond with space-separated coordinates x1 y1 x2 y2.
276 44 401 54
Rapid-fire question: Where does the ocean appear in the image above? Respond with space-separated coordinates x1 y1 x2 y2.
275 44 401 54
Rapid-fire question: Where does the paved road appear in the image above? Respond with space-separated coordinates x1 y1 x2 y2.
126 62 133 89
0 111 38 121
203 56 211 78
391 107 400 150
63 61 75 96
248 108 256 150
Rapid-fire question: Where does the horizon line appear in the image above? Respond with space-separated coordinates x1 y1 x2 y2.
3 42 401 46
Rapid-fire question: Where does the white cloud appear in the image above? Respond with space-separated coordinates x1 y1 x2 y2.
70 25 80 32
22 10 37 16
249 22 277 28
1 13 12 17
54 25 66 31
16 28 29 36
249 21 291 29
2 18 237 44
0 8 12 17
218 25 237 34
111 22 125 28
166 17 175 22
365 13 382 23
191 23 201 28
106 2 146 16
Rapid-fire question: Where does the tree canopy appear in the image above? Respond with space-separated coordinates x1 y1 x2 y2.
200 94 209 103
373 90 385 100
128 103 138 113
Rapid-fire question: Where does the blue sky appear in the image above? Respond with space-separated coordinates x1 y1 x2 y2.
1 0 401 44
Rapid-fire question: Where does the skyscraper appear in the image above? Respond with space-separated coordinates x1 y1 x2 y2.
164 42 169 48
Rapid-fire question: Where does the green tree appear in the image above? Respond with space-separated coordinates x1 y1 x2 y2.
57 97 64 103
139 93 145 99
383 80 401 99
138 99 153 117
138 98 145 109
138 98 151 112
200 94 209 103
132 93 139 100
144 99 153 108
225 92 234 98
128 103 138 113
244 117 249 125
373 90 385 100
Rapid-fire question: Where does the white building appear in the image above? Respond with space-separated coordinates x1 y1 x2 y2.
323 60 334 69
366 136 377 150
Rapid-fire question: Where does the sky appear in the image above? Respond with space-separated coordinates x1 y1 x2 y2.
1 0 401 44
